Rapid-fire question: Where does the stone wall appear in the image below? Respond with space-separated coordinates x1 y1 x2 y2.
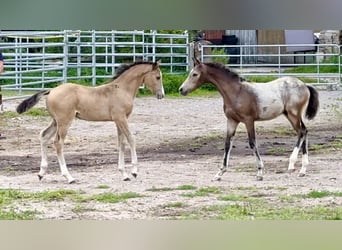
317 30 341 54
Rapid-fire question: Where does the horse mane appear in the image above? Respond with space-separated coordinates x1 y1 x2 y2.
204 62 246 82
113 61 155 80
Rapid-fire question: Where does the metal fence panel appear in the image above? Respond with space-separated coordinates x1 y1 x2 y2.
199 43 341 89
0 30 189 100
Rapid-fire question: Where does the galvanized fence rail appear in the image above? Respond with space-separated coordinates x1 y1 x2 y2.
1 30 342 105
199 43 341 89
0 30 189 101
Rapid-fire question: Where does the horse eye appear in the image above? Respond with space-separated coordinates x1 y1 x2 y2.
192 73 198 77
156 76 161 80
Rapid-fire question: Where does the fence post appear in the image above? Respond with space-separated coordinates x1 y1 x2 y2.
0 86 2 111
63 31 68 83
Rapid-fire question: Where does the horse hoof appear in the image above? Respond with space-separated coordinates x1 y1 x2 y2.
298 173 306 177
212 176 221 181
123 177 131 181
69 179 76 184
38 175 43 181
131 173 137 178
256 176 263 181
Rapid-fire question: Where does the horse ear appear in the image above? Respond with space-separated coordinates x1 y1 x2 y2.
153 60 161 69
193 57 201 66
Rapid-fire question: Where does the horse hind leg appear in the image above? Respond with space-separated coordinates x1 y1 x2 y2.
38 120 57 180
286 113 307 176
54 123 75 184
299 122 309 177
246 123 264 181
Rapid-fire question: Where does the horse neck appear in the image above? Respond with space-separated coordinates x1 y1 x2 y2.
204 68 241 103
111 65 151 97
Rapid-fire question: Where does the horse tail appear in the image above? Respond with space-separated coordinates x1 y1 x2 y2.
305 85 319 120
16 90 50 114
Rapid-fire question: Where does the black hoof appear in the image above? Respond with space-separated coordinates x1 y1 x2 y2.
69 179 77 184
256 176 263 181
131 173 137 178
38 175 43 181
123 177 131 181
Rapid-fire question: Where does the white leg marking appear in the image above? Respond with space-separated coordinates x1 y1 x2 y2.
288 147 300 171
256 158 264 181
299 153 309 177
56 155 75 184
117 130 130 181
213 140 233 181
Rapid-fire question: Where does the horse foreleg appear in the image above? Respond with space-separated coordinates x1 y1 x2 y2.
116 126 131 181
54 125 75 184
117 118 138 180
38 120 57 180
246 122 264 181
213 119 238 181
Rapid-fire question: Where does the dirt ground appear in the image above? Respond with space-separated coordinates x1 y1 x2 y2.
0 90 341 219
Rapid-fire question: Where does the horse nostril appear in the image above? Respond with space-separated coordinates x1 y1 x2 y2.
179 87 183 93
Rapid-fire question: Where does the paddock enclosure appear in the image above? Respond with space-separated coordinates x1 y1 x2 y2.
0 90 341 219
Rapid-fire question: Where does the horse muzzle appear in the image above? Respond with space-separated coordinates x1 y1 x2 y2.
179 87 188 96
156 90 165 99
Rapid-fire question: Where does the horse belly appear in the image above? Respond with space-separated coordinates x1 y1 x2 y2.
257 100 284 121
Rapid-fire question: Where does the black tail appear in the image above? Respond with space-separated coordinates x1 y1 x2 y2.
16 90 50 114
305 85 319 120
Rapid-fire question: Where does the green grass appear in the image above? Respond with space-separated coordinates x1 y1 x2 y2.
0 209 38 220
24 107 50 116
1 111 19 119
310 135 342 152
162 202 187 208
0 189 81 220
146 187 174 192
87 192 143 203
1 108 49 119
182 186 221 198
146 184 197 192
176 185 197 191
95 185 111 189
178 201 342 220
302 190 342 199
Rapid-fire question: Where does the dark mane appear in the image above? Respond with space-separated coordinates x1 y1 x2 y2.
113 61 154 80
204 62 245 81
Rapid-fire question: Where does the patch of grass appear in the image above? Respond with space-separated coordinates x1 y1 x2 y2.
147 185 197 192
24 107 50 116
146 187 174 192
194 203 342 220
71 204 97 214
268 127 295 136
267 146 288 154
218 194 247 202
235 186 258 192
87 192 143 203
182 186 221 198
34 189 79 201
1 111 19 119
279 195 296 203
176 185 197 191
0 209 38 220
162 202 187 208
95 185 111 189
310 137 342 152
302 190 342 199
